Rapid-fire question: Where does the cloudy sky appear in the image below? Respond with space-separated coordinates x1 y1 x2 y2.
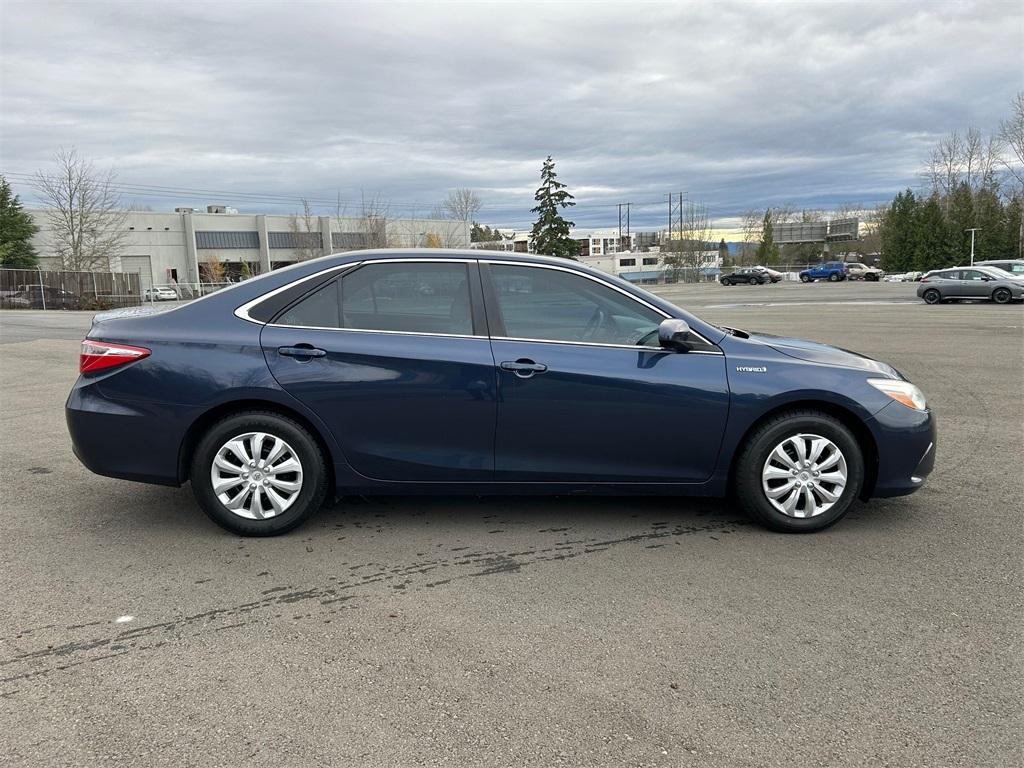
1 0 1020 234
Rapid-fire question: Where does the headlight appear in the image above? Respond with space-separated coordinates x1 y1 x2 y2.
867 378 928 411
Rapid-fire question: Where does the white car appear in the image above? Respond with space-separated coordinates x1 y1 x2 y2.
845 263 884 281
144 286 178 301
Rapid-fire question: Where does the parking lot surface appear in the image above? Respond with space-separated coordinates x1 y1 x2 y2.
1 281 1021 767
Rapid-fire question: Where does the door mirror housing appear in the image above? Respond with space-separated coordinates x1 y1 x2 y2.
658 318 694 351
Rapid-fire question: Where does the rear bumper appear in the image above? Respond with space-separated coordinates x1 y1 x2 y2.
66 381 194 487
867 401 937 498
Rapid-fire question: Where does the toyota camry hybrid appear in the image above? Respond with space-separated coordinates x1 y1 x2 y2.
67 250 936 536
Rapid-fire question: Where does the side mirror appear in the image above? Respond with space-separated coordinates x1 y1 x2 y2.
658 318 693 351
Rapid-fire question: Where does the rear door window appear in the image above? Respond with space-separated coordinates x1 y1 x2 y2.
340 262 474 335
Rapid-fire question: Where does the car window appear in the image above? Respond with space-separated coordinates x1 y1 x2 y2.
960 270 986 281
276 279 342 328
341 262 473 335
488 264 663 346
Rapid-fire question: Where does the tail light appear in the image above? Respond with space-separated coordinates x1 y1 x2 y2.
919 278 930 283
80 340 151 374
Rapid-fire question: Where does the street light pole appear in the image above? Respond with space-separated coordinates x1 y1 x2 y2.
965 228 980 265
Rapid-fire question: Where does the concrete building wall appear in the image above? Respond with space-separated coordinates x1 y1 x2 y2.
27 208 471 285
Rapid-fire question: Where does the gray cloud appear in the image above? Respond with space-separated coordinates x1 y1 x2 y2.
1 0 1020 231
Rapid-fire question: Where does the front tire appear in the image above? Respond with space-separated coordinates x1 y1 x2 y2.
922 288 942 305
721 278 731 286
190 411 328 536
992 287 1012 304
800 275 811 283
734 411 864 533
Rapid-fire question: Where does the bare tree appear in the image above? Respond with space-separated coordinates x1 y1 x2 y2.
998 91 1024 193
288 198 323 261
201 252 226 284
356 191 389 249
33 148 129 271
438 188 482 222
663 201 713 282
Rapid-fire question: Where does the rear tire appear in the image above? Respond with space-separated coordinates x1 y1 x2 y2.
734 410 864 533
828 273 840 282
922 288 942 305
190 411 328 536
992 287 1012 304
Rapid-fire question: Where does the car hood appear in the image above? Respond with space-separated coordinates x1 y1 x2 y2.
745 331 900 378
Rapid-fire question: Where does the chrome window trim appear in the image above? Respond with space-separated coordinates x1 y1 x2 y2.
481 258 718 348
236 255 721 353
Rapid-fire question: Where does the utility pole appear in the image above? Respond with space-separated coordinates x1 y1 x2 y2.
965 228 980 265
617 202 632 251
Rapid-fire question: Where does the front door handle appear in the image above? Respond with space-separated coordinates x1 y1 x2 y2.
500 359 548 378
278 345 327 360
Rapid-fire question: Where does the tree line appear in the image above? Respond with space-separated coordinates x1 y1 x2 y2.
879 93 1024 272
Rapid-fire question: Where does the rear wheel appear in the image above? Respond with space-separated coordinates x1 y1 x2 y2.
992 287 1012 304
922 288 942 305
190 411 328 536
828 273 840 282
734 411 864 533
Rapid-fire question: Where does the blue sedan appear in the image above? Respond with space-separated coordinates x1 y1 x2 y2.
67 250 936 536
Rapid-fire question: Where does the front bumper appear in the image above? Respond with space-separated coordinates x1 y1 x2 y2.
867 401 937 498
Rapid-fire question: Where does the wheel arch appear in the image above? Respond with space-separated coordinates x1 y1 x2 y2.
178 399 338 494
727 399 879 500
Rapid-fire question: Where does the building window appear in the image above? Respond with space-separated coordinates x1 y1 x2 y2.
619 258 636 267
643 257 658 265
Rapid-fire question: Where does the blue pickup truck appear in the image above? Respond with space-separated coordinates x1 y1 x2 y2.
799 261 849 282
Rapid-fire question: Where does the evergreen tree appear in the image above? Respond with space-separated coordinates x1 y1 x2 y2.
913 195 949 272
880 190 917 271
972 187 1005 263
530 156 577 259
944 182 975 263
0 176 39 268
754 209 780 265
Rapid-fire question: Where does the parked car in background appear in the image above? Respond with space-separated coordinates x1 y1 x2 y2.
67 249 935 536
720 266 780 285
845 263 884 281
144 286 178 301
916 266 1024 304
799 262 848 282
975 259 1024 277
2 284 82 309
885 271 923 283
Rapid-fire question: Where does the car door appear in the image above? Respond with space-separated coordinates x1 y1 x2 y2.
261 259 497 481
481 261 730 483
958 269 990 298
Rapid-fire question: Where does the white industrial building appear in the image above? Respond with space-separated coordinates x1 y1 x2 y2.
27 206 470 291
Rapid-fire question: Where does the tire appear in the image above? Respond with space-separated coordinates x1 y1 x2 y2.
992 287 1012 304
734 410 864 533
867 274 879 282
922 288 942 305
190 411 329 536
828 273 840 282
800 275 811 283
720 279 731 286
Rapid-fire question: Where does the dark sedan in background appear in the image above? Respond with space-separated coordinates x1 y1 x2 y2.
720 266 782 285
917 265 1024 304
67 250 936 536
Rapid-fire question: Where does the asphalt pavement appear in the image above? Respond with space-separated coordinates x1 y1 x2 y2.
0 280 1021 767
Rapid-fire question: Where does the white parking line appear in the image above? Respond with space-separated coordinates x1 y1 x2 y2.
706 300 922 308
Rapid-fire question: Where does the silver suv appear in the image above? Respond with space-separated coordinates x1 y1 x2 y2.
916 266 1024 304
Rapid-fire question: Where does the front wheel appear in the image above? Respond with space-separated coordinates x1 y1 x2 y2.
922 288 942 305
992 287 1012 304
734 411 864 532
190 411 329 536
721 279 731 286
800 275 811 283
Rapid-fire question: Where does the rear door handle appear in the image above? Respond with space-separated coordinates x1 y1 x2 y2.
278 345 327 360
499 359 548 378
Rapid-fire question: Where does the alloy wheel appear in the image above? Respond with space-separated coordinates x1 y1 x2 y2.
210 432 304 519
761 433 848 518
